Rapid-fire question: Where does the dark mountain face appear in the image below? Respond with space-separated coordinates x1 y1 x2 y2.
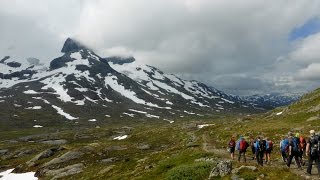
0 38 264 130
61 38 88 53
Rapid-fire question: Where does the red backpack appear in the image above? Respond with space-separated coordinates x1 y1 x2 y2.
268 141 273 150
239 140 247 151
299 137 306 150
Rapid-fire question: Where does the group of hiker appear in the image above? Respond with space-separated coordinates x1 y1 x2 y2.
228 129 320 175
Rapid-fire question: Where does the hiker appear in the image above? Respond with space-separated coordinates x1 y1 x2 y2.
287 132 302 169
265 137 273 164
255 136 266 166
305 130 320 175
250 136 256 160
236 135 249 162
280 137 289 162
296 133 306 166
228 136 236 160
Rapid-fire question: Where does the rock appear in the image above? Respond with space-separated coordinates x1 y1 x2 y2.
239 165 257 172
231 174 244 180
209 160 232 178
137 157 148 163
43 163 84 179
306 116 319 122
43 151 83 167
27 147 64 167
6 62 21 68
105 146 127 151
232 165 258 174
224 127 231 131
41 139 67 145
186 142 200 147
137 144 151 150
101 157 118 163
0 149 8 155
144 164 154 169
98 165 115 175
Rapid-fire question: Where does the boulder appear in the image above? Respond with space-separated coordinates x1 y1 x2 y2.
101 157 118 163
306 116 319 122
209 160 232 178
0 149 8 155
43 163 84 179
98 165 115 175
232 165 258 174
43 151 83 167
224 127 231 131
41 139 67 145
27 147 64 167
137 144 151 150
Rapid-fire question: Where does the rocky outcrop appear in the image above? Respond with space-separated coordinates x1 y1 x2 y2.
61 38 87 53
43 151 83 167
209 160 232 178
39 163 84 179
26 147 64 167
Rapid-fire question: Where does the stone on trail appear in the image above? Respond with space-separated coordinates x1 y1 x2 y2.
209 160 232 178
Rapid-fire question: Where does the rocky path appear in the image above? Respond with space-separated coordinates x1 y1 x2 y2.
201 133 320 179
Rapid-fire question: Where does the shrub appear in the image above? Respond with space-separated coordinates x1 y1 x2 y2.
166 162 215 180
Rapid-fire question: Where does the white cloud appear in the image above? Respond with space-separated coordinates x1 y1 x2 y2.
296 63 320 81
289 32 320 64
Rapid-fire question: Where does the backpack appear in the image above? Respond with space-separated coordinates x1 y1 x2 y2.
229 140 235 148
281 138 289 152
310 136 320 157
299 137 306 150
239 140 247 152
290 137 299 152
266 141 273 151
258 140 266 152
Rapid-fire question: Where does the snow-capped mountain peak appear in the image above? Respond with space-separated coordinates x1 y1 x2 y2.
0 38 262 127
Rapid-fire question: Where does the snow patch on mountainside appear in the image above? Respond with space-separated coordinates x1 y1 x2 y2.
104 74 171 109
51 105 78 120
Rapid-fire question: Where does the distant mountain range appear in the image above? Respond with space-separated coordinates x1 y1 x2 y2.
241 93 301 110
0 38 300 128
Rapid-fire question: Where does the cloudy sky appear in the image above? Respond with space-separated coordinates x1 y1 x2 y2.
1 0 320 95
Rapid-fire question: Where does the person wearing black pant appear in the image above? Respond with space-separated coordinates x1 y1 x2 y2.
250 136 256 160
305 130 320 175
286 133 301 169
254 136 265 166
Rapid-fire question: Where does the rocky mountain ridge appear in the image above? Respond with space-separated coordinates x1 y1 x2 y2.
0 38 273 129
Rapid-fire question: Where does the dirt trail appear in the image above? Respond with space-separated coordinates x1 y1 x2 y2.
201 133 320 179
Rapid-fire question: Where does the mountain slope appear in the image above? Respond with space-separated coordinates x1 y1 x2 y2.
0 38 259 129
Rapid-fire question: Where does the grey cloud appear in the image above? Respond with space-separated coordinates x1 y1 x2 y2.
1 0 320 95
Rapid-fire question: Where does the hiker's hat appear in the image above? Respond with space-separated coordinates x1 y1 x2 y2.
310 130 315 134
295 133 300 137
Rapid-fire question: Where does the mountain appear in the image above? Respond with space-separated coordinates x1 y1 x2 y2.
0 38 260 129
241 93 301 110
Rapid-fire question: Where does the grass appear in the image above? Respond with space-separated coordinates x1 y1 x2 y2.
2 88 320 179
